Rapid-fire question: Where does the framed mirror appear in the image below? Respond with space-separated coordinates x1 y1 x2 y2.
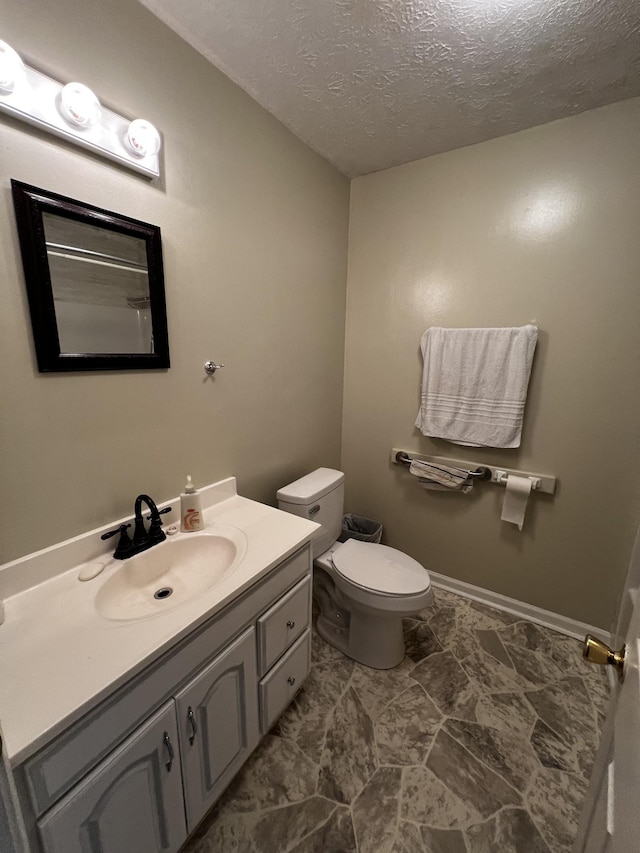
11 180 170 371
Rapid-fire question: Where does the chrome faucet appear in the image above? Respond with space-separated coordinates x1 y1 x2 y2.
101 494 171 560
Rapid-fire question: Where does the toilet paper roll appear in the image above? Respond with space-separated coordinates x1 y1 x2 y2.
501 475 532 531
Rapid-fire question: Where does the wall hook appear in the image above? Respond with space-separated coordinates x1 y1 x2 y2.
204 360 225 375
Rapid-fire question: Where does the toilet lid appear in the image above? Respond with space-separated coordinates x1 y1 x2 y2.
331 539 430 596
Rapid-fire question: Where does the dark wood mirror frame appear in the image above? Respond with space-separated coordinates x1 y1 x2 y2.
11 180 170 372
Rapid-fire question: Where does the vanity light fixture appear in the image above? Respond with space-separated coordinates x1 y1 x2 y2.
0 40 25 93
0 39 161 178
58 82 101 128
126 118 161 158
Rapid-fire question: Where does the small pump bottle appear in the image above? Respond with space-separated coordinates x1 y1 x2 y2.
181 475 204 532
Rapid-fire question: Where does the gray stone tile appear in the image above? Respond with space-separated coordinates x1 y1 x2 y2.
411 651 478 720
525 677 598 777
252 797 336 853
497 621 555 652
353 767 402 853
426 730 521 819
218 735 318 814
431 587 471 614
289 804 357 853
503 642 565 687
401 766 479 829
527 767 588 852
474 691 537 738
581 666 612 719
376 684 443 765
420 826 469 852
530 719 583 774
475 629 514 668
403 619 443 662
318 686 377 804
428 603 507 661
466 807 551 853
311 628 346 663
183 810 256 853
274 655 354 763
542 629 587 672
352 657 417 721
426 603 460 648
443 719 538 793
460 648 533 694
389 821 425 853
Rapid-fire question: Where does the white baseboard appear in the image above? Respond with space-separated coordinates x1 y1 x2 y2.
428 569 609 642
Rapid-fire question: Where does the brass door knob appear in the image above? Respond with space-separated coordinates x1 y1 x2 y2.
583 635 626 682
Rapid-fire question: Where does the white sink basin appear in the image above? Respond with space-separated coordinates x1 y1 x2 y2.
95 527 248 621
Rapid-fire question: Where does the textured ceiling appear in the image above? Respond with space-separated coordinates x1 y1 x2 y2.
139 0 640 177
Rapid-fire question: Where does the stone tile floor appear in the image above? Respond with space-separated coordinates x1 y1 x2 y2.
182 588 609 853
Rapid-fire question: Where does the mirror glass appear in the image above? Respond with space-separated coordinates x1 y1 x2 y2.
11 181 170 372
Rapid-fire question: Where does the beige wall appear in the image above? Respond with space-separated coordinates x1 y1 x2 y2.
343 99 640 629
0 0 350 563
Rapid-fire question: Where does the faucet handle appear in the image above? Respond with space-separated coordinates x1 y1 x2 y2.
148 505 171 544
145 506 172 521
101 523 133 560
101 523 131 541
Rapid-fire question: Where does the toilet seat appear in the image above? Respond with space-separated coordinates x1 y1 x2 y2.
331 539 430 596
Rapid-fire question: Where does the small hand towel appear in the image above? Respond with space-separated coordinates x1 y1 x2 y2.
415 325 538 448
409 460 472 488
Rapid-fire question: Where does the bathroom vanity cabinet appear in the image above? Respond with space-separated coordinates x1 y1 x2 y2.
14 544 313 853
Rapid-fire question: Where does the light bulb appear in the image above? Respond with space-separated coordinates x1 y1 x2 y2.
126 119 161 158
59 82 101 128
0 40 25 94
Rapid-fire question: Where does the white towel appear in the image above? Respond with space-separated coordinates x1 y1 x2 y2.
415 325 538 448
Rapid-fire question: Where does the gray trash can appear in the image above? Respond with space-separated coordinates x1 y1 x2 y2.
339 513 383 544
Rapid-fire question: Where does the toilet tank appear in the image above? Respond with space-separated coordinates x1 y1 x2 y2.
277 468 345 558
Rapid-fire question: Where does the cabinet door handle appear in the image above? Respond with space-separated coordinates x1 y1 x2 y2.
163 732 174 772
287 676 296 686
187 706 197 745
286 620 295 629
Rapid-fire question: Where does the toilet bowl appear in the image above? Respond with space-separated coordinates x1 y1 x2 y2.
277 468 433 669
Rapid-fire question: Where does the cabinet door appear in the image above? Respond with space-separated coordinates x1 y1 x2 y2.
176 627 259 832
38 702 186 853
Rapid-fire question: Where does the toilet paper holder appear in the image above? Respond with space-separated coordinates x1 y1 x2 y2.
492 469 541 491
391 448 556 495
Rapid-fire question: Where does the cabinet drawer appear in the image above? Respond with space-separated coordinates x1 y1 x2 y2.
259 630 311 733
257 575 311 676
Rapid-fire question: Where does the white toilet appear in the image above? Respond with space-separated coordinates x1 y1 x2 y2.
277 468 433 669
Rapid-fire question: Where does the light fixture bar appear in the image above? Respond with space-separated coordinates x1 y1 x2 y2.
0 47 161 178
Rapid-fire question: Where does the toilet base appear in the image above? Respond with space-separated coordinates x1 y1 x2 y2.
316 607 406 670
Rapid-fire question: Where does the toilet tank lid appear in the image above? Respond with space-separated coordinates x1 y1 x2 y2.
277 468 345 505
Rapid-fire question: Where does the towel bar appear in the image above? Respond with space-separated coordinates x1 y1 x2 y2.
391 448 557 495
394 451 491 481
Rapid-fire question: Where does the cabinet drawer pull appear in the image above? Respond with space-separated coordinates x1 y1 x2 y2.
286 620 295 629
163 732 174 772
287 676 296 686
187 706 197 745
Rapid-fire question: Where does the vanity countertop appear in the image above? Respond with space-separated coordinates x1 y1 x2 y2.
0 480 318 764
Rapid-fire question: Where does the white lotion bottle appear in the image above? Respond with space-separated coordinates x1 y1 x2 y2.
181 475 205 532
